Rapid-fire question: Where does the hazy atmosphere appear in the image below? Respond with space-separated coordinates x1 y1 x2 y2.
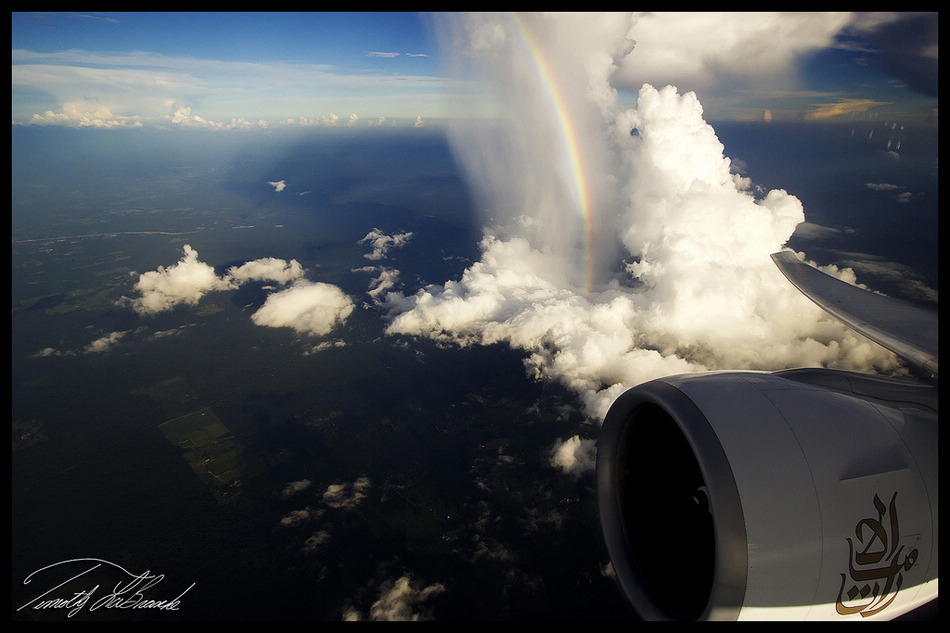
12 12 937 621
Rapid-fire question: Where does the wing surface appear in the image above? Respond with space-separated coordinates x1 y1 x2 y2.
771 251 938 377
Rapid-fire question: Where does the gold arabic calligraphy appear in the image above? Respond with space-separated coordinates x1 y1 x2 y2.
835 492 918 617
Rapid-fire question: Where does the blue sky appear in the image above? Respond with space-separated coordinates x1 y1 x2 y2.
12 12 436 69
11 12 938 130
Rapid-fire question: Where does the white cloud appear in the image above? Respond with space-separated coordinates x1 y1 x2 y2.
33 347 67 358
225 257 303 285
280 479 312 500
302 340 347 355
613 12 854 98
549 435 597 477
126 245 352 339
387 14 905 455
127 246 327 335
166 106 271 130
321 476 371 510
366 575 446 621
34 330 137 357
866 180 902 191
792 221 855 240
359 229 414 261
301 530 331 554
129 245 231 315
865 181 920 204
354 266 403 304
278 506 322 528
12 48 451 126
250 281 355 337
84 331 128 354
25 101 144 128
864 182 903 191
267 180 287 192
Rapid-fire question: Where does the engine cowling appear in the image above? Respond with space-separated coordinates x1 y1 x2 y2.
596 369 938 621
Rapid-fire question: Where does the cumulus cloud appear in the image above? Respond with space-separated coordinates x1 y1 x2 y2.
225 257 303 285
321 476 372 510
276 476 375 559
486 12 927 123
167 105 270 130
355 266 404 304
281 479 313 500
387 13 905 447
33 347 68 358
84 331 129 354
301 530 331 554
359 229 414 261
126 245 352 338
279 507 322 528
128 245 231 315
34 330 137 357
268 180 287 192
549 435 597 477
612 12 854 97
25 102 144 128
344 575 446 621
127 245 306 315
250 281 355 336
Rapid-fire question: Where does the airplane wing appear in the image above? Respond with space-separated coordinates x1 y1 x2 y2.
596 253 938 621
771 251 938 377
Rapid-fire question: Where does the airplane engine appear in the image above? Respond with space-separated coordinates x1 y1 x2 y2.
596 369 938 621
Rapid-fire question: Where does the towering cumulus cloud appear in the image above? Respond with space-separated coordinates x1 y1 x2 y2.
385 13 902 458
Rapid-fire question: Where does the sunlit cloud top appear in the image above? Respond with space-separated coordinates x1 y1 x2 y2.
607 11 937 124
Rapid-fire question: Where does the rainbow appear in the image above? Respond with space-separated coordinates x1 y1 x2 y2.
509 13 596 293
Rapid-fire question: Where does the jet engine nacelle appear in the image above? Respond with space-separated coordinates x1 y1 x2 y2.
596 369 938 621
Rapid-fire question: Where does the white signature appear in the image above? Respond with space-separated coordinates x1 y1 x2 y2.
17 558 195 619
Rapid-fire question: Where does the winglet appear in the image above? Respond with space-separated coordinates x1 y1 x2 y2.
771 251 938 377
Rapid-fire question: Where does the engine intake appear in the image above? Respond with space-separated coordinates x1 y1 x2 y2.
597 371 937 621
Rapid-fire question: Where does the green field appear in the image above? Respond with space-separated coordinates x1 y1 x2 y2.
159 407 244 504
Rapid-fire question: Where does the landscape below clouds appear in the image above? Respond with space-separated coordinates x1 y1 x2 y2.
11 12 937 622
